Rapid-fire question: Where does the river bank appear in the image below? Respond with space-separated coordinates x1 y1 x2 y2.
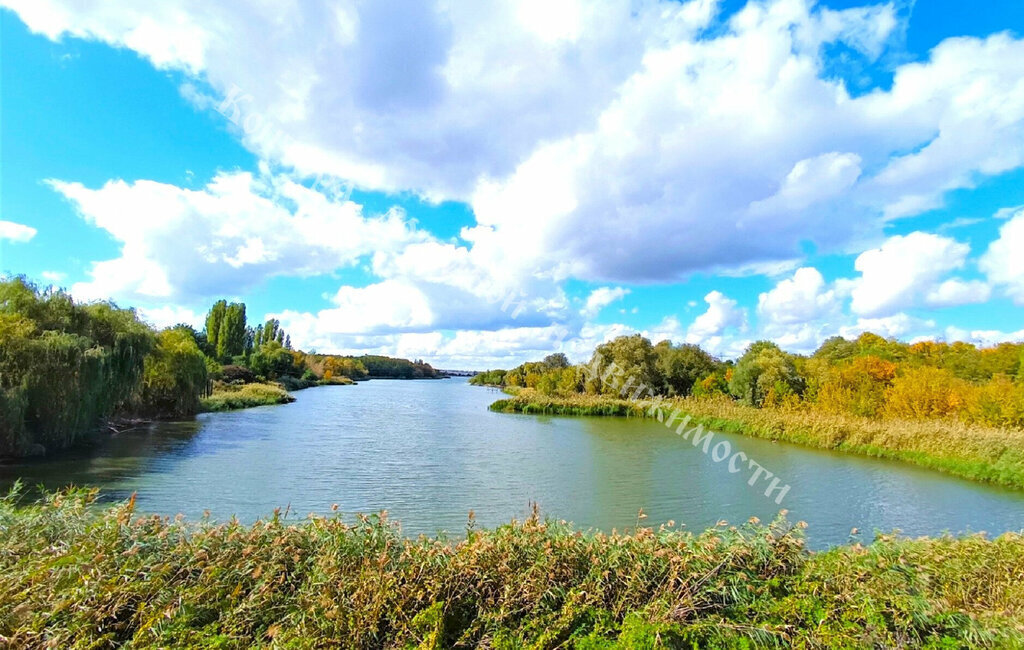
199 375 360 413
2 490 1022 648
490 390 1024 490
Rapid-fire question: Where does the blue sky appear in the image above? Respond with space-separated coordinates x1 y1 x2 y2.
1 0 1023 368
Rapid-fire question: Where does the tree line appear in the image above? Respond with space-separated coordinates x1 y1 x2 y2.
0 278 440 457
472 332 1024 428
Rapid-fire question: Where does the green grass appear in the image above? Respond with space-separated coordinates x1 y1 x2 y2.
0 489 1021 648
491 390 1024 490
199 382 296 412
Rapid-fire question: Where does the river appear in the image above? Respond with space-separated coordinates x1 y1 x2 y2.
2 378 1022 547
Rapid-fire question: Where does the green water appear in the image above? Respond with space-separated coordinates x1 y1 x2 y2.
2 378 1022 547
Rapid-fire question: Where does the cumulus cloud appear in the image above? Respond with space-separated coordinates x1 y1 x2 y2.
758 267 840 326
840 313 936 340
581 286 630 318
980 209 1024 304
271 321 579 369
925 279 991 309
50 170 425 303
756 267 843 352
7 0 1024 285
462 8 1024 283
942 326 1024 347
9 0 1024 366
0 220 36 243
848 232 989 317
138 305 204 330
683 291 748 356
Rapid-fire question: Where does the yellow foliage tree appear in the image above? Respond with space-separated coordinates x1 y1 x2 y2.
817 356 897 418
883 366 970 420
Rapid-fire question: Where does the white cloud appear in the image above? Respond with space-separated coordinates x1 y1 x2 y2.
848 232 987 317
138 306 204 330
867 34 1024 220
7 0 1024 366
994 205 1024 220
272 320 578 370
925 279 991 308
758 267 840 326
684 291 748 356
40 271 66 284
980 210 1024 304
462 7 1024 283
581 286 630 318
756 267 843 353
749 152 862 214
942 326 1024 347
7 0 1024 286
0 220 36 243
840 313 936 340
50 170 426 303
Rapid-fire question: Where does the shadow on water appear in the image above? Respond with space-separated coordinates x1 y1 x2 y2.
0 420 203 505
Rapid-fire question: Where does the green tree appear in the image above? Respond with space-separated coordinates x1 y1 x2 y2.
654 341 717 397
0 278 155 455
216 302 247 361
729 341 804 407
543 353 570 370
586 335 661 396
140 327 209 417
262 319 280 347
204 300 227 356
249 341 296 379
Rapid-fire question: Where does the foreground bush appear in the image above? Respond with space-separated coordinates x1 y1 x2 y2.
492 390 1024 489
0 490 1021 648
200 382 295 412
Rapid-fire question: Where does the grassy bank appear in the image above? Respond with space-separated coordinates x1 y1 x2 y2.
199 383 296 412
0 490 1022 648
200 378 356 413
491 391 1024 490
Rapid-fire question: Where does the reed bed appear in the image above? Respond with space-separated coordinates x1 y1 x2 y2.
199 382 296 412
491 391 1024 489
0 489 1022 648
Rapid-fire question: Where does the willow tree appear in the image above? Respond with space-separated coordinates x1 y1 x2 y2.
141 327 210 417
729 341 804 407
0 278 154 455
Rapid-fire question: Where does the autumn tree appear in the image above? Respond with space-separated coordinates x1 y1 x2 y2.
815 355 897 417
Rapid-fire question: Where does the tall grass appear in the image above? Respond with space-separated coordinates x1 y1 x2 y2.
492 390 1024 489
0 489 1022 648
200 382 296 412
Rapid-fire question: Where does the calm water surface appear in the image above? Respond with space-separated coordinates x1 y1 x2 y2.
2 378 1022 547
